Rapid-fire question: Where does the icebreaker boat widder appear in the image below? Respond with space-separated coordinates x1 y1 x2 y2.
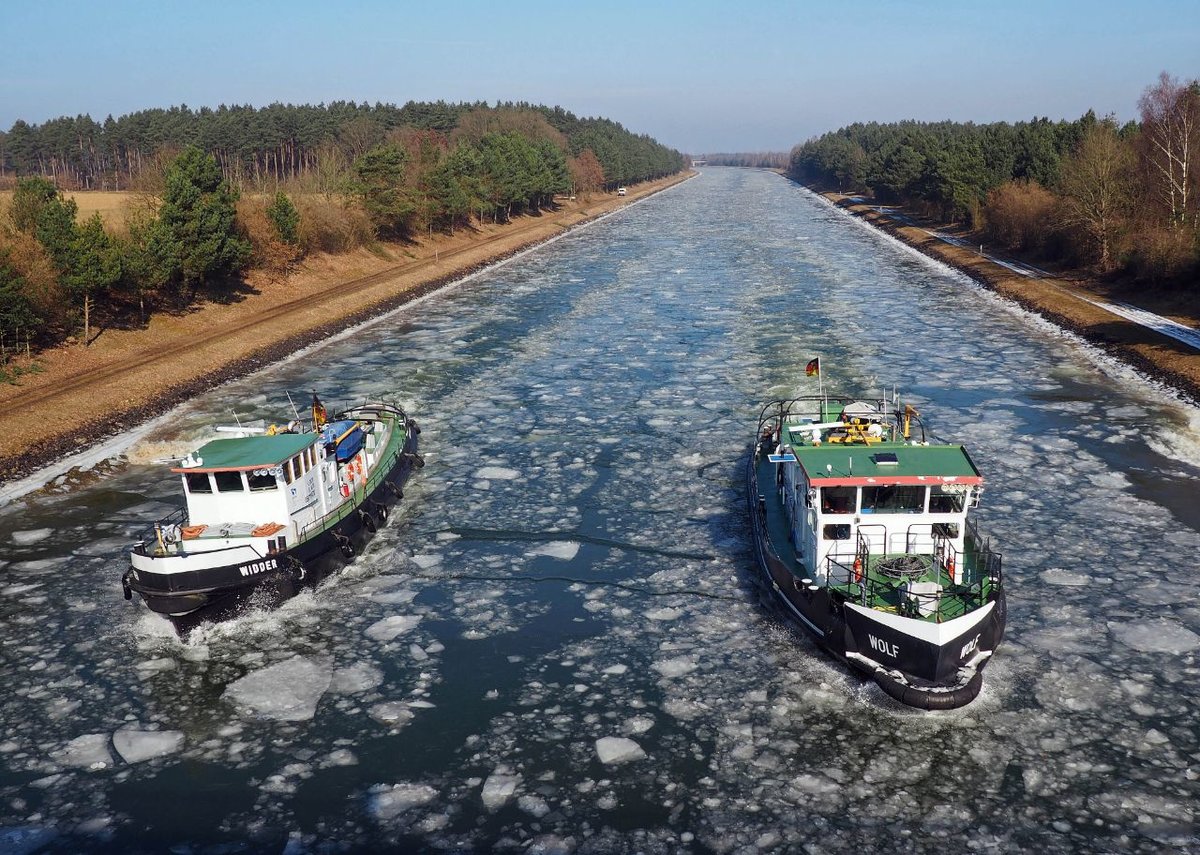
124 395 423 632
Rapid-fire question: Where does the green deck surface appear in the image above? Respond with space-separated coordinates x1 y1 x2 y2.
790 441 980 482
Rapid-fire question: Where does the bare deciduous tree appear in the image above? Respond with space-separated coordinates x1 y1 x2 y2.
1059 120 1133 271
1138 71 1200 228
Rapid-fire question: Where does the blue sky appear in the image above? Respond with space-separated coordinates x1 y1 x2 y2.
2 0 1197 153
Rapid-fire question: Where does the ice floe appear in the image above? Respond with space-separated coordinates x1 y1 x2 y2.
112 729 184 764
365 615 423 642
481 767 522 811
368 783 439 820
222 656 332 721
524 541 580 561
595 736 646 765
1110 618 1200 654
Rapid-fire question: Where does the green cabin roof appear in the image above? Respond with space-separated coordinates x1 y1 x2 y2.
170 433 318 473
792 443 982 486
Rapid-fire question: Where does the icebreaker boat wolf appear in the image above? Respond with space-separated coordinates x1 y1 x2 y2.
747 389 1006 709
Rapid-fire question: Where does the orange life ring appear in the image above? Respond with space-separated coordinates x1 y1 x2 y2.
852 557 864 583
181 524 207 540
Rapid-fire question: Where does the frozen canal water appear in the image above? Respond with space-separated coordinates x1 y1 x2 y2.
1 168 1199 853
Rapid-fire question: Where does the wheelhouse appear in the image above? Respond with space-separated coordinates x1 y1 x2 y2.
757 395 1002 623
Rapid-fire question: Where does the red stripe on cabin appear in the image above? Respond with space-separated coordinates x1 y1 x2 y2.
808 475 983 487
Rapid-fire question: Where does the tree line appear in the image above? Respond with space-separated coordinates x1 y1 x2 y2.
788 72 1200 285
0 102 685 375
0 100 683 194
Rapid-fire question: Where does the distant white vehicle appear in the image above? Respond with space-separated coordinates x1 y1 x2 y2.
617 187 627 196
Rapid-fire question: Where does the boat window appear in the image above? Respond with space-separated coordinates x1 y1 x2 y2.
821 486 856 515
307 446 316 468
185 472 212 494
932 522 960 539
214 471 245 492
929 486 965 514
822 524 851 540
247 470 277 492
861 485 925 514
283 459 294 484
298 453 308 475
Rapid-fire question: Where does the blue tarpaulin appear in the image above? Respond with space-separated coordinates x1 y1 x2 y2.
321 420 365 462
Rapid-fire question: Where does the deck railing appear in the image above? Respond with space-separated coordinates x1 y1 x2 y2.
296 417 407 543
824 528 1002 622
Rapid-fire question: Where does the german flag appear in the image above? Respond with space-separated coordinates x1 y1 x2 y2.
312 393 328 428
805 357 820 377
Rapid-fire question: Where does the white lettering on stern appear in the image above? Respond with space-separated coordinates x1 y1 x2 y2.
867 634 899 659
960 634 981 660
238 560 274 577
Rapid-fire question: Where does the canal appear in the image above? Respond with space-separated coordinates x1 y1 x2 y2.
1 167 1198 853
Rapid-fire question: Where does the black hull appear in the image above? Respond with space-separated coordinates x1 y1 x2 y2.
746 451 1005 710
125 429 420 633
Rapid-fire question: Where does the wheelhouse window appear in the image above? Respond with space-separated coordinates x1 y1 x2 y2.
929 486 965 514
185 472 212 494
821 486 856 515
214 471 245 492
283 459 294 484
861 485 925 514
247 470 278 492
823 524 851 541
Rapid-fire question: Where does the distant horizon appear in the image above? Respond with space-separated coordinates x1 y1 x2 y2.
1 0 1195 153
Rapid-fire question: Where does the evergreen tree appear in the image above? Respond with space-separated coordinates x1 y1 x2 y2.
350 143 414 237
64 213 122 344
158 145 251 291
0 248 40 360
10 177 78 272
266 191 301 244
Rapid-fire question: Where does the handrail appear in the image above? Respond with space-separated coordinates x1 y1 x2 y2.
754 395 929 446
297 416 408 542
134 504 190 551
131 538 268 561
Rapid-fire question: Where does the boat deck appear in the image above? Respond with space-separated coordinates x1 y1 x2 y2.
754 456 991 623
